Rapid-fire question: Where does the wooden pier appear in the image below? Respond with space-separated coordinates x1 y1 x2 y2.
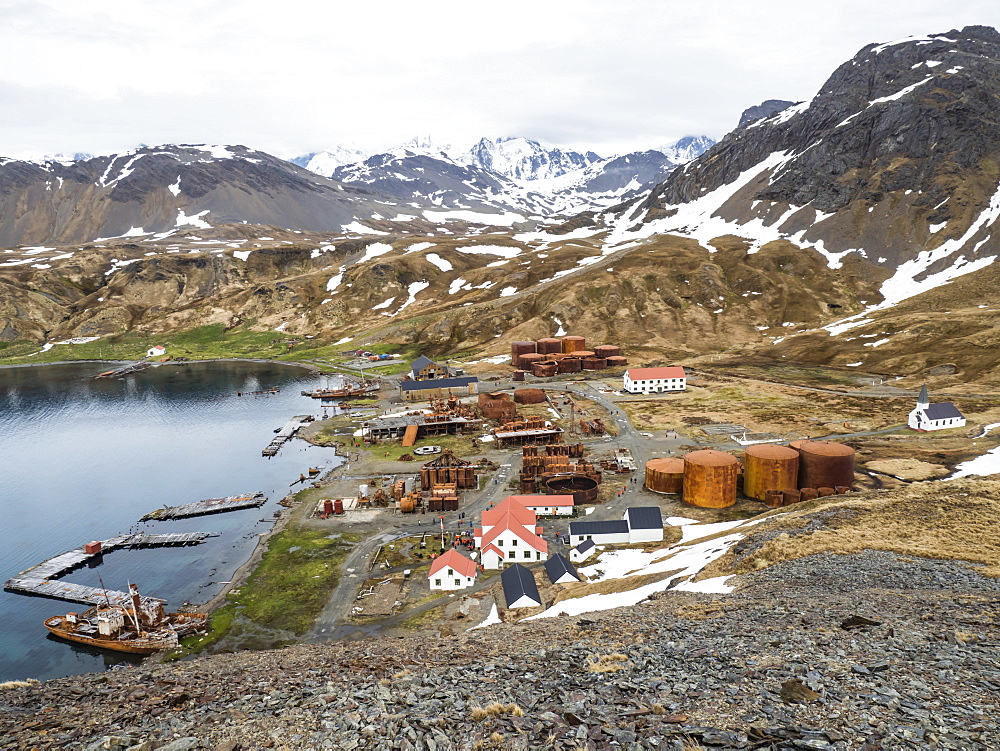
140 492 267 521
262 415 313 457
3 532 211 606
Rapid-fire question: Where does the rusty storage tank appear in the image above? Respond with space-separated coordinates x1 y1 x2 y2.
561 335 586 353
518 352 546 370
800 487 819 502
571 350 596 359
593 344 621 358
558 357 583 374
580 357 608 370
606 356 628 368
334 499 344 515
536 338 562 355
817 486 836 497
322 499 334 516
512 370 525 382
764 489 783 508
781 489 801 506
794 441 856 490
514 388 546 404
511 341 536 365
682 450 738 508
531 361 558 378
645 457 684 494
742 444 800 502
545 475 599 504
399 496 417 514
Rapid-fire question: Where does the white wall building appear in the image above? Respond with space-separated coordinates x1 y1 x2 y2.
428 549 478 590
908 385 966 432
506 494 574 516
623 366 686 394
569 506 664 547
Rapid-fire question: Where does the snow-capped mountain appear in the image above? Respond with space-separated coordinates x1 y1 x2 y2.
460 136 602 181
295 134 715 217
655 136 715 164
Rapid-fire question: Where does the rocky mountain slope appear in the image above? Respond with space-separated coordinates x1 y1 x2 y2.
2 479 997 750
0 145 421 247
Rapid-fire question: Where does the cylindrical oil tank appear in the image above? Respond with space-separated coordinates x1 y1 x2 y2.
558 358 582 373
835 485 851 495
571 350 596 359
682 450 738 508
606 356 628 368
794 441 856 490
399 496 417 514
781 489 801 506
764 489 783 508
800 487 819 502
536 338 562 355
561 335 586 353
358 483 370 498
742 444 800 502
404 477 416 493
531 361 558 378
322 499 334 515
512 370 525 382
333 499 344 515
645 457 684 494
514 388 546 404
518 352 546 369
580 357 608 370
545 475 599 504
593 344 620 358
817 486 836 497
511 341 536 363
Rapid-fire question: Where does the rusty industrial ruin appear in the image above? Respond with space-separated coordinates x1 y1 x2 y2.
510 336 628 376
419 450 477 490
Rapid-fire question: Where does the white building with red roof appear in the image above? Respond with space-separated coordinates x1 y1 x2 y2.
623 366 686 395
503 494 575 516
428 549 478 590
474 496 548 570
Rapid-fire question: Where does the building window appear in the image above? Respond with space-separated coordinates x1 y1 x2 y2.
434 579 441 586
454 579 461 586
511 539 518 546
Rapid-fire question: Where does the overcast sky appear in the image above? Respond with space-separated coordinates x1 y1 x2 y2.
1 0 998 160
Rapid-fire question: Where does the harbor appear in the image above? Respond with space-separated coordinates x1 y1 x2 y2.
140 492 268 521
4 532 212 606
262 415 314 456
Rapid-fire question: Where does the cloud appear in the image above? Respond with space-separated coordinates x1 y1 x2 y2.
0 0 997 158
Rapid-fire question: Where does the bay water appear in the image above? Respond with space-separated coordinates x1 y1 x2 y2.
0 360 337 681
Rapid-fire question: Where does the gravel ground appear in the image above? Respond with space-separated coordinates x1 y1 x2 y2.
2 551 998 750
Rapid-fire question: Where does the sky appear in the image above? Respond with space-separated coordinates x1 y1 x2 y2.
1 0 998 160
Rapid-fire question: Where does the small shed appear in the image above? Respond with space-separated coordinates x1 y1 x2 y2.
570 538 597 563
480 543 506 570
147 346 166 358
624 506 664 543
544 554 580 584
501 563 542 609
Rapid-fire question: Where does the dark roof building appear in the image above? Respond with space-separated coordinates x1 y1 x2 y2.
500 563 542 608
625 506 663 530
544 554 580 584
399 376 479 401
569 520 630 537
410 355 450 381
924 403 964 420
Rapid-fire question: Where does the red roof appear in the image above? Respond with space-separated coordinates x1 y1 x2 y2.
481 543 505 559
428 549 478 579
626 366 686 380
482 497 537 528
509 494 574 507
480 517 549 554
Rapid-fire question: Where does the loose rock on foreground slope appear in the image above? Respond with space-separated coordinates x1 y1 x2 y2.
2 548 998 750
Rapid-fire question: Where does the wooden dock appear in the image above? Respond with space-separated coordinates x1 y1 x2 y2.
140 492 267 521
262 415 313 457
3 532 211 606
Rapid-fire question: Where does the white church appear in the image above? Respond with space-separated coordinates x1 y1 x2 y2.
907 385 965 432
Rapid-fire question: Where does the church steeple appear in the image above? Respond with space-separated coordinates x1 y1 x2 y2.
917 384 929 409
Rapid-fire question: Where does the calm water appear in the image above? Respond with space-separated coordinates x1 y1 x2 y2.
0 360 338 681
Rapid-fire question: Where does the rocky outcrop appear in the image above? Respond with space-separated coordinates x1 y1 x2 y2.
737 99 798 128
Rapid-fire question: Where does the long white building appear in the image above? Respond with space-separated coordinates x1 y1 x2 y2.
623 366 686 394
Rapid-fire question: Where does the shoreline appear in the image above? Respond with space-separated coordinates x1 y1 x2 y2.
0 357 323 374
